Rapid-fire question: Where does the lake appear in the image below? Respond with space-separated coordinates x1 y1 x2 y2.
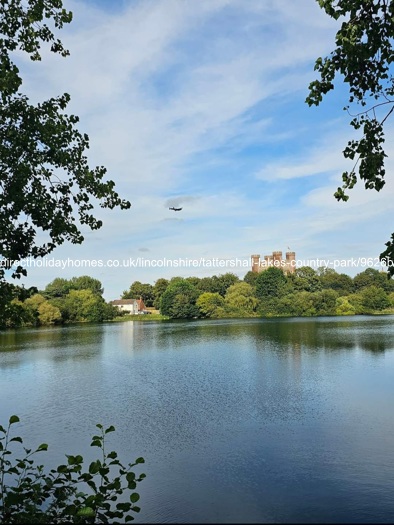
0 316 394 523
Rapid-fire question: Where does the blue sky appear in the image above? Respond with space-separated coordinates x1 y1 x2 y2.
12 0 394 299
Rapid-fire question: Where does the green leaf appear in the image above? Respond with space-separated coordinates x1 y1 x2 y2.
37 443 48 451
10 436 23 444
116 502 132 512
89 460 101 475
130 493 140 503
67 455 76 465
9 415 20 425
77 507 95 517
136 457 145 464
126 472 135 483
132 506 141 513
105 425 115 434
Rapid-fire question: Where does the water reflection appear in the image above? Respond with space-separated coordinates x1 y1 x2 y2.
0 316 394 523
124 316 394 357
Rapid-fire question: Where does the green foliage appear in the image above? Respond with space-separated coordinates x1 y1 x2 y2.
360 285 390 311
44 277 104 299
196 273 240 296
196 292 225 318
122 282 154 306
0 416 145 523
310 289 338 315
263 289 338 317
160 279 199 318
185 277 201 288
293 267 322 293
389 292 394 307
318 268 354 295
255 267 287 300
243 271 259 287
3 267 394 326
153 278 169 309
69 277 104 296
0 277 117 328
307 0 394 272
24 294 62 326
353 268 393 292
63 290 108 323
37 302 62 325
347 293 365 314
224 282 258 315
44 278 73 299
0 1 130 294
336 296 356 315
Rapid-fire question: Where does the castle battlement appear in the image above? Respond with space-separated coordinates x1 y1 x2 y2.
251 250 295 274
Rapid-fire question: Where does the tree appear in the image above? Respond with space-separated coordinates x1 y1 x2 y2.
293 266 321 293
336 296 356 315
353 268 394 292
196 292 225 318
44 276 105 299
360 285 390 311
224 282 258 315
243 270 259 287
122 281 154 306
153 278 169 309
160 279 199 318
318 268 354 295
44 278 72 299
255 267 287 300
0 1 130 288
63 289 107 323
310 289 338 315
37 301 62 325
214 273 240 296
307 0 394 272
70 276 104 296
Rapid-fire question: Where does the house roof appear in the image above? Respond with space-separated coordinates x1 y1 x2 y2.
110 299 137 305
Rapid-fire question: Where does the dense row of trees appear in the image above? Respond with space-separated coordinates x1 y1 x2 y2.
123 267 394 319
1 276 117 328
1 267 394 328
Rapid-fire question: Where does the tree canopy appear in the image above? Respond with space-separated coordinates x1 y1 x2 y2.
0 0 130 286
307 0 394 272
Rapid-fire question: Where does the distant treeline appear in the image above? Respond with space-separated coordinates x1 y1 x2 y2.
1 267 394 328
0 276 117 328
122 267 394 319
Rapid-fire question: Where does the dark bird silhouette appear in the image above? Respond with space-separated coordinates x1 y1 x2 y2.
169 207 182 211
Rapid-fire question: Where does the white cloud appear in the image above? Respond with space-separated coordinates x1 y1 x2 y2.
12 0 394 296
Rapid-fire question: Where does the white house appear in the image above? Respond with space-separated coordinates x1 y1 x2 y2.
110 298 147 314
110 299 139 314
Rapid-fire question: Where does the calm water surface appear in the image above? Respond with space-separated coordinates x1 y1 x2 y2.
0 316 394 523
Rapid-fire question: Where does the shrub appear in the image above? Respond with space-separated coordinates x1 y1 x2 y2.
0 416 145 523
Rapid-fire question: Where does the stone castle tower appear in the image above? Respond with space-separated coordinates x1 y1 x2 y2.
251 251 295 274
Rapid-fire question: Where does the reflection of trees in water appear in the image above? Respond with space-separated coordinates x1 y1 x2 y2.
127 317 394 356
0 324 105 367
256 318 393 355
